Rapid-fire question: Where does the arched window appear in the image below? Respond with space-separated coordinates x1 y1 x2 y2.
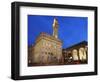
72 49 78 61
85 46 88 55
79 47 86 61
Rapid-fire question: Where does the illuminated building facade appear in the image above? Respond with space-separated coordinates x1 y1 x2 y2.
62 41 88 64
30 18 63 65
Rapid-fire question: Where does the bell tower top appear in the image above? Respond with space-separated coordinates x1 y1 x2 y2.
52 18 59 39
53 18 59 28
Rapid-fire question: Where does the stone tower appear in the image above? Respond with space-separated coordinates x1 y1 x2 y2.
53 18 59 38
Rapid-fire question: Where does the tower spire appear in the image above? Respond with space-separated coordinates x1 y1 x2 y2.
52 18 59 38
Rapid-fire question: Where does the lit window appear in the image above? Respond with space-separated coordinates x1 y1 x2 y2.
29 60 31 63
79 48 86 61
72 49 78 60
54 45 56 49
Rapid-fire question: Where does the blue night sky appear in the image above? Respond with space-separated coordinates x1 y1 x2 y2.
28 15 88 48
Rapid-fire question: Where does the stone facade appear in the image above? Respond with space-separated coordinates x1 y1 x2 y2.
28 45 34 66
32 32 62 65
30 18 63 65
